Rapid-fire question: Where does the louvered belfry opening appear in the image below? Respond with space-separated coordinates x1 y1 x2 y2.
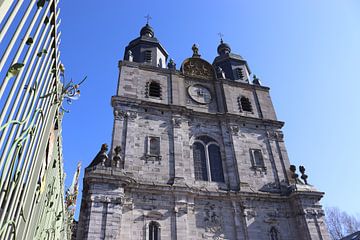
240 96 252 112
148 81 161 98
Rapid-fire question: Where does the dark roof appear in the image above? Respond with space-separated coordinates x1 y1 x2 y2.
341 231 360 240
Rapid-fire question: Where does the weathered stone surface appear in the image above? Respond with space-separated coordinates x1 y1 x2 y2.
77 46 330 239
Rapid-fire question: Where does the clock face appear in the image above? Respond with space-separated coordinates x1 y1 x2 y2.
188 85 212 104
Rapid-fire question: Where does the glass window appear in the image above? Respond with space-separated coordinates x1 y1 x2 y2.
250 149 265 168
149 221 160 240
253 149 264 166
270 227 279 240
149 137 160 155
208 144 225 182
193 142 208 181
192 136 224 183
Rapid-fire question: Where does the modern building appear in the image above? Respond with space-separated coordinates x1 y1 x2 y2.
77 23 330 240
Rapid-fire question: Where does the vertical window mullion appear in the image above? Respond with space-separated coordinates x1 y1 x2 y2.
205 144 212 182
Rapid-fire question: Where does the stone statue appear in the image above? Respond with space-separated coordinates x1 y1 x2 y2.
289 165 299 183
88 143 109 167
216 66 225 79
128 50 133 62
252 74 261 85
299 165 308 184
192 44 200 57
113 145 123 168
99 144 109 166
167 58 176 70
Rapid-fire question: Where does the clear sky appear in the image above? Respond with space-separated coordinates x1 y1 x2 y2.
58 0 360 219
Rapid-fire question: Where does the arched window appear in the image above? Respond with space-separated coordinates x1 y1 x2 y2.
149 221 160 240
192 136 225 183
238 96 252 112
270 227 279 240
146 81 162 98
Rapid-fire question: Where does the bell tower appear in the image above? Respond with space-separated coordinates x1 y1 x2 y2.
123 22 168 68
77 24 331 240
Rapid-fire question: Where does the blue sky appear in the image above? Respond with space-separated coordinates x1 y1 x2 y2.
58 0 360 218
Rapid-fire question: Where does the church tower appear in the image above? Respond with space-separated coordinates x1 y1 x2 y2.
77 24 330 240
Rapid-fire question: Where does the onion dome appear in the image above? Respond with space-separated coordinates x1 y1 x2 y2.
217 39 231 55
124 23 168 68
140 23 154 37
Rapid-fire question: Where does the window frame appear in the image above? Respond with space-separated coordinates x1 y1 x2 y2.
250 148 266 170
144 50 152 63
147 136 161 156
235 67 244 80
144 136 162 163
147 221 161 240
193 137 225 183
238 96 253 113
145 81 162 99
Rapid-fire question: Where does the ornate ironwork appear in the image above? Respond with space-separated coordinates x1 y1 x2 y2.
0 0 72 239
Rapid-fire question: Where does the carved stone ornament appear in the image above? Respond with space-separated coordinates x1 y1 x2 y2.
92 195 123 204
144 154 162 163
266 130 277 140
123 197 134 210
127 111 137 121
305 208 325 218
114 110 127 120
182 58 214 79
230 125 240 135
275 131 284 141
173 117 182 128
267 130 284 142
112 146 123 168
203 203 224 240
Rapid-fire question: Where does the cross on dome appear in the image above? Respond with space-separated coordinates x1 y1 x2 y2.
218 32 224 43
144 14 152 24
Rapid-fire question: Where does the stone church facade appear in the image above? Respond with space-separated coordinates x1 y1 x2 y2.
77 24 330 240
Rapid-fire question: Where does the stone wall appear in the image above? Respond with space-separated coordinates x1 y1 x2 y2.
77 62 330 240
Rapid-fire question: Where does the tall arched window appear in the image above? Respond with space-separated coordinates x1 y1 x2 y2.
192 136 224 183
149 221 160 240
270 227 279 240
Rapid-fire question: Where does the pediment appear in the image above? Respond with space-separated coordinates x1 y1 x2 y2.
181 57 215 79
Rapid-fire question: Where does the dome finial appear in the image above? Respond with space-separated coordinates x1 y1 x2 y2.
192 44 201 58
144 14 152 24
218 32 224 44
217 35 231 56
140 15 154 37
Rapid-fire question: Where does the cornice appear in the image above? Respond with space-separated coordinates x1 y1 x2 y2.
111 96 285 128
118 60 271 92
84 166 323 202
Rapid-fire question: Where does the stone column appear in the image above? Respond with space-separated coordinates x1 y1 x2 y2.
171 115 189 184
232 201 248 240
111 109 128 165
174 195 189 240
290 192 331 240
104 197 123 239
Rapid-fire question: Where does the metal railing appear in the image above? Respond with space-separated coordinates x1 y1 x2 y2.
0 0 68 239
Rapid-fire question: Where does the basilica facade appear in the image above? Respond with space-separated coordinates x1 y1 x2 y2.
76 23 330 240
